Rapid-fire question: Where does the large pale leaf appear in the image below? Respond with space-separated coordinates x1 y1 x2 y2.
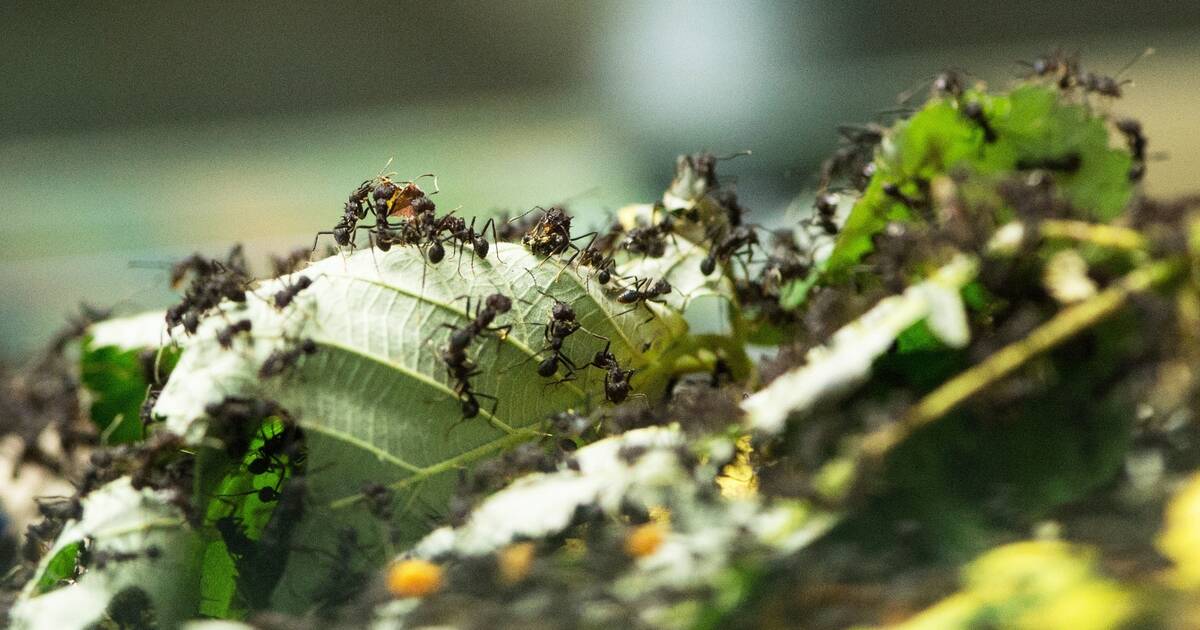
150 242 686 608
9 477 202 630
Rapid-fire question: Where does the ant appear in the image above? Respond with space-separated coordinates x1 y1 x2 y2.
1016 152 1082 173
882 182 922 209
615 276 672 320
524 281 605 381
216 319 252 349
813 192 840 235
521 206 592 258
622 210 675 259
1077 49 1153 100
439 293 512 420
166 246 253 335
590 342 635 404
817 123 885 194
272 275 314 310
1019 49 1079 89
1116 118 1148 181
312 180 372 251
573 221 624 287
700 224 759 276
961 101 996 143
259 338 318 378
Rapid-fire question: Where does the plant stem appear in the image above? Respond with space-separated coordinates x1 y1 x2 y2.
861 258 1181 459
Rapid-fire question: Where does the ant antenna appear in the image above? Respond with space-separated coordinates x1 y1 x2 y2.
714 149 753 161
1115 47 1155 79
413 172 440 195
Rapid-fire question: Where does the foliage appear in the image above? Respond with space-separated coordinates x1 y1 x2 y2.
6 61 1200 630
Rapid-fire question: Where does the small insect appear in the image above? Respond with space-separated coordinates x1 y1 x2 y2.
1078 48 1154 99
1019 49 1079 89
439 293 513 420
272 275 314 310
1016 152 1082 173
700 224 760 276
1116 118 1147 181
622 211 675 259
961 101 996 143
216 319 252 349
882 182 921 209
521 206 591 258
813 192 839 234
259 339 318 378
590 342 635 404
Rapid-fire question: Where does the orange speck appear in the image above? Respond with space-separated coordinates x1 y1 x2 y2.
387 559 443 598
498 542 536 584
625 523 667 558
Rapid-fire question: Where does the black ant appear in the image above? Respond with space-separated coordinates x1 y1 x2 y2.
439 293 512 420
91 546 162 571
1077 48 1154 100
216 319 252 349
1016 152 1082 173
166 246 253 334
521 206 592 258
312 180 371 251
961 101 996 143
590 342 635 404
259 338 318 378
524 282 605 381
622 210 675 259
573 221 624 287
882 182 922 209
1019 49 1079 89
813 192 840 234
272 275 314 310
1116 118 1147 181
817 123 885 194
615 276 672 320
700 224 759 276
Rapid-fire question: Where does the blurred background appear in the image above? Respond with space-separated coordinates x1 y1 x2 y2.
1 0 1198 360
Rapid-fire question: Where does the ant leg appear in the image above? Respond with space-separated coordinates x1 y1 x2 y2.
481 218 503 262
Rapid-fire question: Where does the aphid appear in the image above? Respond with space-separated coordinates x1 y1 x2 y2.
961 101 996 143
259 339 318 378
1116 118 1148 181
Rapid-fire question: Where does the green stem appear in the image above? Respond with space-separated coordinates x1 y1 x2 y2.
328 429 542 510
862 258 1181 459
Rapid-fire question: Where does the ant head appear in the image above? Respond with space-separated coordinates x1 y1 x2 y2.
485 293 512 314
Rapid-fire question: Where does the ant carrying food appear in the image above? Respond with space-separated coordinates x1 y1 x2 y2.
521 206 593 258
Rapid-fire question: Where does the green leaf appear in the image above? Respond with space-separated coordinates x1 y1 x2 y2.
10 477 202 630
81 312 179 445
823 85 1134 278
150 242 689 609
